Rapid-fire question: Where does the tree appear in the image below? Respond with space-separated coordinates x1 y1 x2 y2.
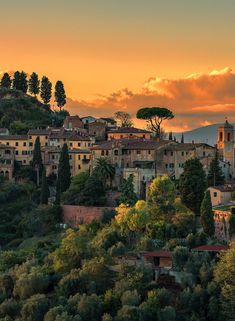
56 143 71 203
179 158 207 215
40 168 49 205
55 81 66 111
62 172 89 204
181 133 184 143
12 71 21 90
94 157 115 188
21 294 49 321
119 174 138 206
136 107 174 138
207 150 225 187
114 111 133 127
200 190 215 236
168 131 173 140
77 294 103 321
28 72 40 96
1 73 11 88
32 137 43 184
19 71 28 93
78 173 106 206
40 76 52 105
214 243 235 321
147 175 176 215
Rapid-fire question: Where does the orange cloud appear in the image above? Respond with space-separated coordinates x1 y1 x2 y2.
67 67 235 132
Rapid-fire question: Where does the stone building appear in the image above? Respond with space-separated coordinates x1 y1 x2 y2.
107 127 152 140
63 115 84 131
0 144 15 180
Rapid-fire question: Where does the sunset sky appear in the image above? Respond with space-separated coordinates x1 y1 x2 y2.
1 0 235 131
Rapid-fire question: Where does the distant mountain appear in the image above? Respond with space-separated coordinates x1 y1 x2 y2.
174 123 235 146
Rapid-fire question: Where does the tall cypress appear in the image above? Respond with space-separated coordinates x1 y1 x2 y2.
20 71 28 93
32 137 42 168
55 80 66 111
40 167 49 204
29 72 40 96
168 131 173 140
200 190 215 236
179 158 207 215
40 76 52 105
207 150 225 187
12 71 21 90
181 133 184 143
56 143 71 203
1 73 11 88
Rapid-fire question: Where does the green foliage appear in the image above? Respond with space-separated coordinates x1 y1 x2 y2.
119 174 138 206
20 294 49 321
179 158 207 214
94 157 115 188
40 168 49 204
121 290 140 306
172 246 189 270
62 172 89 205
28 72 40 96
77 293 103 321
76 173 106 206
0 250 29 273
200 190 215 236
32 136 42 172
56 144 71 203
0 299 21 319
0 73 11 89
12 71 21 91
136 107 174 137
0 88 52 129
207 150 225 187
55 81 66 111
40 76 52 105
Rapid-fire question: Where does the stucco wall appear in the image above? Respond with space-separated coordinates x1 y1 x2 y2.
63 205 114 227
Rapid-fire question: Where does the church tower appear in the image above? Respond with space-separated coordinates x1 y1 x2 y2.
217 120 234 175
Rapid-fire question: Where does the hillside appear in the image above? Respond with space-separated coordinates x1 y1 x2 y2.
0 88 53 133
174 123 233 146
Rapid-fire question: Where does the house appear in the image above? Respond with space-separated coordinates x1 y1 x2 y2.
28 129 51 147
192 245 229 253
0 135 32 165
0 128 9 136
81 116 97 125
63 115 84 131
208 185 235 206
99 117 117 129
88 121 106 141
0 144 15 180
107 127 152 140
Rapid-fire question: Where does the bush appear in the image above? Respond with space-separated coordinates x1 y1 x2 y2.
20 294 49 321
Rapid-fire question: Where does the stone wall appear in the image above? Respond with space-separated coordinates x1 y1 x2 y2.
63 205 114 227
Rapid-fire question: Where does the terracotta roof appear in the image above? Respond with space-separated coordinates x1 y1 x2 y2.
91 139 168 151
192 245 229 252
141 251 172 258
108 127 151 134
0 135 28 140
209 185 235 192
28 129 51 135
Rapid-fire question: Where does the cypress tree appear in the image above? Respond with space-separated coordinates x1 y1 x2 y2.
29 72 40 96
1 72 11 88
120 174 138 206
55 80 66 111
12 71 21 90
32 136 42 169
179 158 207 215
56 143 71 203
181 133 184 143
168 131 173 140
20 71 28 93
200 190 215 236
207 150 225 187
40 76 52 105
40 167 49 204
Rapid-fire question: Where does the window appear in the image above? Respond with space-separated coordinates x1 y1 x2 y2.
4 150 11 155
22 151 27 155
219 132 223 141
70 143 73 147
165 164 168 168
181 152 184 156
137 150 141 154
203 151 206 157
52 155 55 160
114 150 118 156
164 150 167 156
29 136 32 139
101 150 104 156
78 143 81 147
23 142 26 146
214 192 217 197
83 155 87 160
106 150 109 156
170 151 173 156
228 132 231 141
69 155 72 160
15 142 18 146
23 160 26 164
45 136 48 139
143 134 145 138
120 135 123 138
29 142 33 147
6 142 9 146
78 155 80 160
169 163 174 168
15 151 18 155
78 165 81 169
148 150 151 154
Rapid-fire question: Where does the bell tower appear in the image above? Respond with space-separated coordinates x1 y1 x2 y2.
217 119 234 175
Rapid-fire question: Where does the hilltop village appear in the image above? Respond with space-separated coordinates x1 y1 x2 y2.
0 74 234 321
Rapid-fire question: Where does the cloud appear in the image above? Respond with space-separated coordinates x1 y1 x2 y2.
60 67 235 131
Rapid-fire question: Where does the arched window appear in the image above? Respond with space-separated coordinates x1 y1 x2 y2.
227 132 231 142
219 132 223 141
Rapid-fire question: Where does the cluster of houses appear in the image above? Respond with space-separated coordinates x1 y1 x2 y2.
0 116 235 201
